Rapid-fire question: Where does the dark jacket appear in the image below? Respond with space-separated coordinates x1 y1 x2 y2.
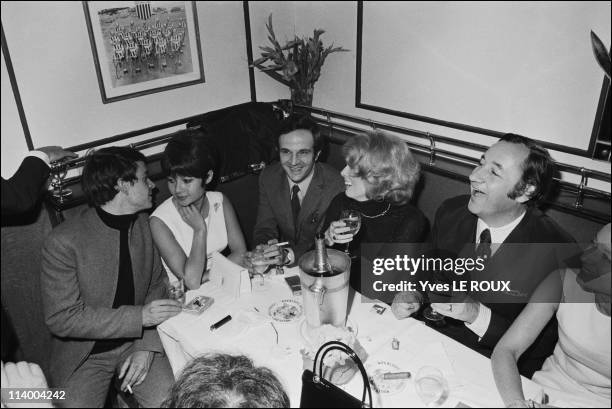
1 156 50 216
253 162 344 263
427 195 575 377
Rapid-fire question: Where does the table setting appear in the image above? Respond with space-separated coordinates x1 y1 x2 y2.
158 250 546 407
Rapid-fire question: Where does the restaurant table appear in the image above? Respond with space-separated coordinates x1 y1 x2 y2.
158 267 544 407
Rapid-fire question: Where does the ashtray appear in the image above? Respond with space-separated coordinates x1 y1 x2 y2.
268 299 303 322
366 361 408 395
182 295 214 314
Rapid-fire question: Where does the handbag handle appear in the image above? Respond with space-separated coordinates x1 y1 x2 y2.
312 340 373 408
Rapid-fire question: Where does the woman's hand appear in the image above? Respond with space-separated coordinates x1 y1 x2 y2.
324 221 354 245
177 204 207 233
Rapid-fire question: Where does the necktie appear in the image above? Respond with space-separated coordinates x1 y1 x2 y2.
291 184 301 232
475 228 492 262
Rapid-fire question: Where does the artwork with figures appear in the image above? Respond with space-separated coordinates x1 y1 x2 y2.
84 1 204 103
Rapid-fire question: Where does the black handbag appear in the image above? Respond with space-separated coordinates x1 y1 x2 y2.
300 340 373 408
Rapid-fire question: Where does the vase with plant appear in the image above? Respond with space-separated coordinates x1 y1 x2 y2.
251 14 349 106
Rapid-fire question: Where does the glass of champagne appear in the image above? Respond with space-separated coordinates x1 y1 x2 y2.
339 209 361 257
50 161 73 203
249 248 270 289
421 278 452 327
415 366 449 407
168 278 185 305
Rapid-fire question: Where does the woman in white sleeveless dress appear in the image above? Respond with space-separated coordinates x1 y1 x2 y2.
492 224 611 408
150 130 246 289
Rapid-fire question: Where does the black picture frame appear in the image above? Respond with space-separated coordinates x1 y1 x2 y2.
355 1 610 159
83 1 205 104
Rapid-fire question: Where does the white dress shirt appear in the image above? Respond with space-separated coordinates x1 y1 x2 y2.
466 211 527 338
286 168 315 205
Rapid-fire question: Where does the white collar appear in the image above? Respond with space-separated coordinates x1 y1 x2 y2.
476 211 526 245
286 167 315 201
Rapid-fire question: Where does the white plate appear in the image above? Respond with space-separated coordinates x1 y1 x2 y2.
366 361 408 395
268 299 303 322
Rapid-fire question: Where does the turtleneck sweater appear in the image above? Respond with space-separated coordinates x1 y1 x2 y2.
90 207 137 354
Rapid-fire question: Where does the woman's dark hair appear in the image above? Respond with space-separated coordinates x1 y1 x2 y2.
161 128 218 184
81 146 146 206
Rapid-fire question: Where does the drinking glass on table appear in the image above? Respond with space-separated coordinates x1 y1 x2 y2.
247 248 271 289
168 278 185 305
339 209 361 257
422 279 452 327
415 366 449 407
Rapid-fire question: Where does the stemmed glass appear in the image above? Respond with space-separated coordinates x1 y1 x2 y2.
50 160 73 203
421 278 452 327
246 248 271 290
339 209 361 257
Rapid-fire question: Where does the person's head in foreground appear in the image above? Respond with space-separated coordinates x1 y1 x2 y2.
341 130 420 205
468 133 554 227
162 353 290 408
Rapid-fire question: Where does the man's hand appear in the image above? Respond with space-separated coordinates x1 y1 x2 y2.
1 361 51 408
258 239 291 265
37 146 77 163
118 351 154 393
391 291 422 319
142 299 182 327
431 296 480 323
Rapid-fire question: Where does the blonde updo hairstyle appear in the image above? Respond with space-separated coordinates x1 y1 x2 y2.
342 130 420 205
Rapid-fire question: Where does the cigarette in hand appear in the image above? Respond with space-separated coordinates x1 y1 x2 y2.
126 384 133 394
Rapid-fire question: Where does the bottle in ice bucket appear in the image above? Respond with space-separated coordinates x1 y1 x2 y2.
298 233 351 329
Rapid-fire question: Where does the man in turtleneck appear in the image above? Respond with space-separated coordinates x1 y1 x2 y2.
392 134 575 378
41 147 182 407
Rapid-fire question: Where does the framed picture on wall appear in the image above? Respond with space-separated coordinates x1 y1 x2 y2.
83 1 205 103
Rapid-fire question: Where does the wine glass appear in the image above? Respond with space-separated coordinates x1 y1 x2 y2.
168 278 186 305
339 209 361 257
415 366 449 407
50 161 73 203
421 278 452 327
247 248 271 290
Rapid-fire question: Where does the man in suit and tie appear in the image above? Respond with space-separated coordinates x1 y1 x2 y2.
392 134 574 377
253 114 344 265
40 147 182 407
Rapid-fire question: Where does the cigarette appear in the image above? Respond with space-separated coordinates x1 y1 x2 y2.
275 242 289 247
382 371 411 380
126 384 133 394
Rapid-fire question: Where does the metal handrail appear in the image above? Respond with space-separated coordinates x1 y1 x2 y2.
301 104 611 183
47 101 610 222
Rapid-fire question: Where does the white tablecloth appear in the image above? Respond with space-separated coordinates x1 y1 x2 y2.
158 268 543 407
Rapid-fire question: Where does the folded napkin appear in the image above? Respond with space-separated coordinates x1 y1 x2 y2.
209 252 250 298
